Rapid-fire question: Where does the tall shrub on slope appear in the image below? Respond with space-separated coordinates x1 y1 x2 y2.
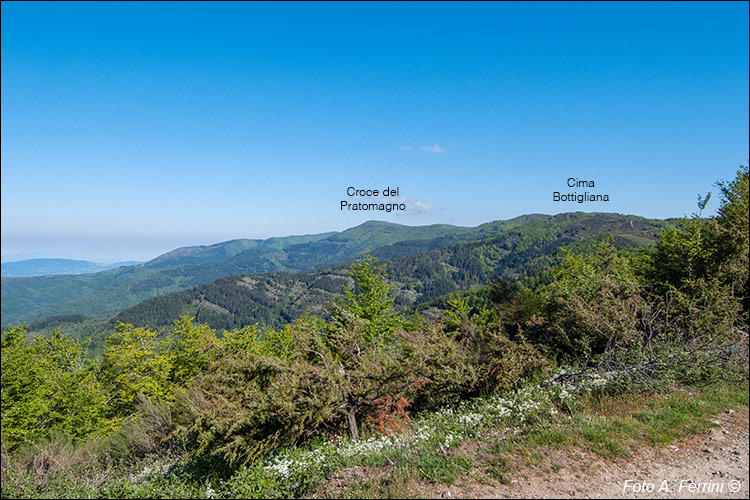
1 328 110 450
173 257 417 465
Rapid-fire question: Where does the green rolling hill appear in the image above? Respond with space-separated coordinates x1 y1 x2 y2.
2 213 675 328
112 213 674 331
1 221 465 325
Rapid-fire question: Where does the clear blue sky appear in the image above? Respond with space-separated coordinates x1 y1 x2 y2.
2 1 748 262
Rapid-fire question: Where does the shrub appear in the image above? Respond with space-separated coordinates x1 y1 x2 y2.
540 242 649 359
1 327 111 450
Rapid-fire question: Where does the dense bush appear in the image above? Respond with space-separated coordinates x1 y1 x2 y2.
1 329 111 450
540 242 648 359
538 166 748 387
172 317 344 466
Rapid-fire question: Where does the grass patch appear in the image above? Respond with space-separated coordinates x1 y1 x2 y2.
416 453 473 485
631 386 745 446
321 467 417 499
480 381 748 478
525 424 573 448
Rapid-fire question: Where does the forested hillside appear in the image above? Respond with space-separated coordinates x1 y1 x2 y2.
2 215 664 326
114 213 672 330
1 222 464 325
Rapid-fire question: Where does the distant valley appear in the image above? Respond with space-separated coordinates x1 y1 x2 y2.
1 258 141 278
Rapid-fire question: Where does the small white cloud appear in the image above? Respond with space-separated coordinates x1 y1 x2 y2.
391 196 435 214
419 143 445 154
398 145 413 151
410 201 434 213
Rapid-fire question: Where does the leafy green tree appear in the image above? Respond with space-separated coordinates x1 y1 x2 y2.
325 255 418 439
488 278 544 337
1 327 110 449
644 166 748 344
339 254 401 342
444 297 473 334
168 315 219 386
649 210 718 294
2 326 49 448
713 165 749 312
648 166 748 299
99 322 172 417
219 323 263 354
324 308 411 441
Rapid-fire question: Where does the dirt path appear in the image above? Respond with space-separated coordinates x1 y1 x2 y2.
420 408 749 499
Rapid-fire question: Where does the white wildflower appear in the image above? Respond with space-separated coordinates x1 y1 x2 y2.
458 413 482 426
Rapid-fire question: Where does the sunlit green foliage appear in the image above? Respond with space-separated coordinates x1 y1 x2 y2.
541 241 647 357
649 216 718 292
714 165 749 313
168 315 219 386
99 322 173 416
1 327 110 450
219 323 263 353
643 166 748 347
339 254 402 342
649 166 747 299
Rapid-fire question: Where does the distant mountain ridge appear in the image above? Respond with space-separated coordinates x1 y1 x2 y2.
1 259 140 278
113 212 673 331
142 233 338 269
1 221 465 325
1 214 675 326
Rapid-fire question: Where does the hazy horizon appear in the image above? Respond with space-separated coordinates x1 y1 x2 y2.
0 211 679 264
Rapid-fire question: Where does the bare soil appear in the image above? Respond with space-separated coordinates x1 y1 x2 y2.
313 408 749 499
